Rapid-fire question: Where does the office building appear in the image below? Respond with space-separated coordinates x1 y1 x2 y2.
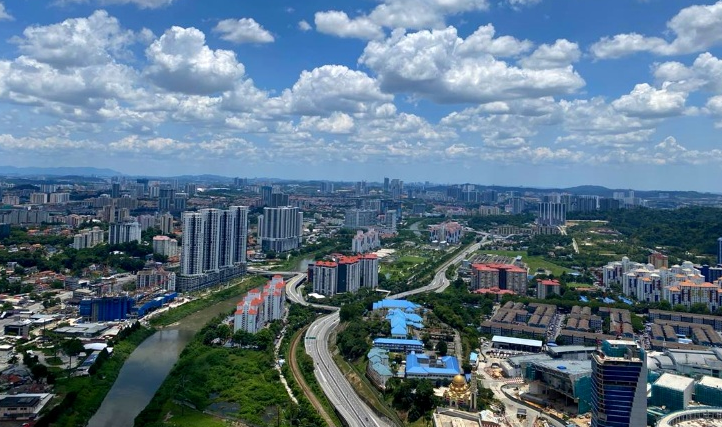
152 235 179 257
538 202 566 226
344 209 377 229
591 340 646 427
108 221 141 245
257 206 303 253
719 237 722 266
351 229 381 253
383 177 390 193
111 183 121 198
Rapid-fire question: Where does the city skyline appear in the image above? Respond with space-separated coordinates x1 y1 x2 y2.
0 1 721 190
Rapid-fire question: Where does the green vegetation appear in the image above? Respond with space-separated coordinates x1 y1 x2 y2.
37 325 155 427
467 213 535 231
479 249 568 276
386 378 439 423
136 312 324 427
569 206 722 264
155 403 228 427
411 278 494 355
149 275 267 327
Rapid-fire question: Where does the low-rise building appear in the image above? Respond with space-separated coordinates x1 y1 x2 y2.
695 375 722 406
405 352 462 381
0 393 53 420
372 338 424 353
650 373 694 411
367 347 393 390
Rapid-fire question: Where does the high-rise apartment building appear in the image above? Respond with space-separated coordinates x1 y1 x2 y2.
181 207 249 277
538 202 566 226
257 206 303 253
72 227 105 250
718 237 722 266
108 221 141 245
591 340 646 427
310 255 378 296
152 235 179 257
156 212 174 234
344 209 377 229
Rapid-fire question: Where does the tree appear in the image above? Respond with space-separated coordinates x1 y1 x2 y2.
1 301 13 311
31 363 49 382
61 338 85 371
254 329 275 351
233 329 254 346
436 340 448 356
216 324 231 341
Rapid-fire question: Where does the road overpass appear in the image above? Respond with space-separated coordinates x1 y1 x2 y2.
301 240 483 426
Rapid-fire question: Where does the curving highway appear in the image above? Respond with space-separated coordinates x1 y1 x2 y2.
295 240 485 427
305 312 391 427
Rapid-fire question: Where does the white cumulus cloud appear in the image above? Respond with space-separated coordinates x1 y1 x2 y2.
314 11 384 40
213 18 275 44
359 27 584 103
0 2 13 20
145 26 246 95
591 1 722 59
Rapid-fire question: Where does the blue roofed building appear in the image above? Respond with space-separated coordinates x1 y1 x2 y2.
372 299 421 312
373 338 424 353
405 351 462 381
386 308 424 338
367 347 394 390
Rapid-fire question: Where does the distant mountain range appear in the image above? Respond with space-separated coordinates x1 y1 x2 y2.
0 166 121 177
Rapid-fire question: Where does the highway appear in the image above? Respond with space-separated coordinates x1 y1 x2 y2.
305 312 391 427
298 240 484 427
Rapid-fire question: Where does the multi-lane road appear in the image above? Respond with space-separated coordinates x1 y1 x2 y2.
294 240 486 427
305 312 391 427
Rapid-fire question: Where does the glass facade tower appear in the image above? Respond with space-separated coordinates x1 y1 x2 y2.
591 340 646 427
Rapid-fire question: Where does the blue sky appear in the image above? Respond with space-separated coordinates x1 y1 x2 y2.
0 0 721 191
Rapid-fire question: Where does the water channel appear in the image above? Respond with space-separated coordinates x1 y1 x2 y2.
87 294 241 427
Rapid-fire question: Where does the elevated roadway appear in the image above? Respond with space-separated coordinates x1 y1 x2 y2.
300 240 483 426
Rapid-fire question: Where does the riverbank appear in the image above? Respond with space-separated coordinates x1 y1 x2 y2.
38 326 156 427
149 275 267 328
135 311 327 427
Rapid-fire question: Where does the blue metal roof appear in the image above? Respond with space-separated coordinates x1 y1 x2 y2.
405 352 462 376
373 338 424 346
373 299 420 311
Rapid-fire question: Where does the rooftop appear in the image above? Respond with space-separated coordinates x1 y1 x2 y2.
373 338 424 346
533 359 592 376
698 375 722 390
654 372 694 391
547 345 595 355
492 335 543 348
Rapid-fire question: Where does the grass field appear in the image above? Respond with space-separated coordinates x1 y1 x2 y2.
567 282 596 289
478 250 568 276
398 255 426 264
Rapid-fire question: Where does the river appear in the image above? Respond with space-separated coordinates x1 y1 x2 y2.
87 295 241 427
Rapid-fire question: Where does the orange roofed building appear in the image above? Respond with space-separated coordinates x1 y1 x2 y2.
234 275 286 334
470 263 528 295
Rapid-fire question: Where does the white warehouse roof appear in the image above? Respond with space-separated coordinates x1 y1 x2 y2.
492 335 543 348
654 373 694 391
